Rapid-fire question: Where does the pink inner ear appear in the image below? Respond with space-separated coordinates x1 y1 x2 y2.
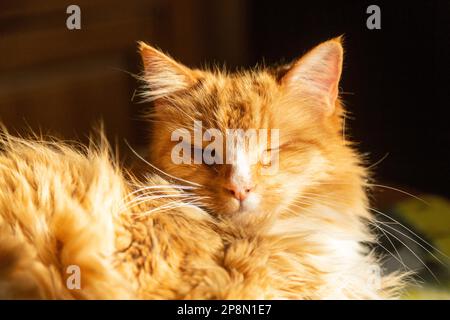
282 40 343 116
139 42 195 101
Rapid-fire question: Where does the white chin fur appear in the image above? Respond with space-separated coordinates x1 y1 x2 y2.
241 193 260 211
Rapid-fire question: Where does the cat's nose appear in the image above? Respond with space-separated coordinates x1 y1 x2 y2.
225 183 255 201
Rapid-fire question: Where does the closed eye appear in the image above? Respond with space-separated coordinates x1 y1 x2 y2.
266 143 285 153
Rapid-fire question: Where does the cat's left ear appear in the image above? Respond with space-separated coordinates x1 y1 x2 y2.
281 37 343 116
139 42 196 101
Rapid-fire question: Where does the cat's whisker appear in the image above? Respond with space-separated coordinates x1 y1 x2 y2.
127 182 197 191
366 153 390 170
121 194 190 213
368 184 429 205
300 192 431 243
129 190 209 204
121 193 200 213
315 181 429 206
123 184 197 202
125 140 203 188
131 197 209 217
373 224 440 283
285 201 425 284
373 219 447 266
132 202 184 217
297 193 448 262
158 198 208 214
124 185 196 199
368 207 450 261
369 221 407 270
368 222 423 286
289 192 447 280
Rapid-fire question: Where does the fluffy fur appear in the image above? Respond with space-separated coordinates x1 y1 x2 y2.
0 133 403 299
141 38 407 298
0 39 406 299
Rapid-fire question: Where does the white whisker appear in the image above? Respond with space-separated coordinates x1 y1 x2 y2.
369 208 449 260
376 225 440 283
123 184 197 202
125 140 202 187
121 193 201 213
368 184 429 205
374 218 447 265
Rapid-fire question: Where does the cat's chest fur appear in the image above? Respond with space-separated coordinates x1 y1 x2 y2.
118 201 392 299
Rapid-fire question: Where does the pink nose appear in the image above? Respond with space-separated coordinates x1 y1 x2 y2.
225 183 255 201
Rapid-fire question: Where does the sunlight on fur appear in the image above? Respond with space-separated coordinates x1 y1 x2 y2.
0 38 409 299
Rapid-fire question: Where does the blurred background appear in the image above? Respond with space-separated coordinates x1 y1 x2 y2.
1 0 449 298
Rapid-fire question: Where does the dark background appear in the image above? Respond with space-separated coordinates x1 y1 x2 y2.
1 0 449 198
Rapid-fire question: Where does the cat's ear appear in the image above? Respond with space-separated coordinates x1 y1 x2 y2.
139 42 196 101
281 37 343 116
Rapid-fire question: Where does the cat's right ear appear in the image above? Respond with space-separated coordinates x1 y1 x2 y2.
139 42 195 101
280 38 343 117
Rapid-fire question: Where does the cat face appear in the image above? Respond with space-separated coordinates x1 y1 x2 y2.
140 38 358 221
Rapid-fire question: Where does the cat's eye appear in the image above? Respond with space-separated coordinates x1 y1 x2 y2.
267 142 291 153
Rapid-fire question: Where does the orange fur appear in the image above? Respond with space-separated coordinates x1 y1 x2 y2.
0 39 406 299
141 38 407 298
0 132 404 299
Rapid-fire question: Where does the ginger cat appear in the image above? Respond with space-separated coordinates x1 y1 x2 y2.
141 37 405 298
0 38 405 299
